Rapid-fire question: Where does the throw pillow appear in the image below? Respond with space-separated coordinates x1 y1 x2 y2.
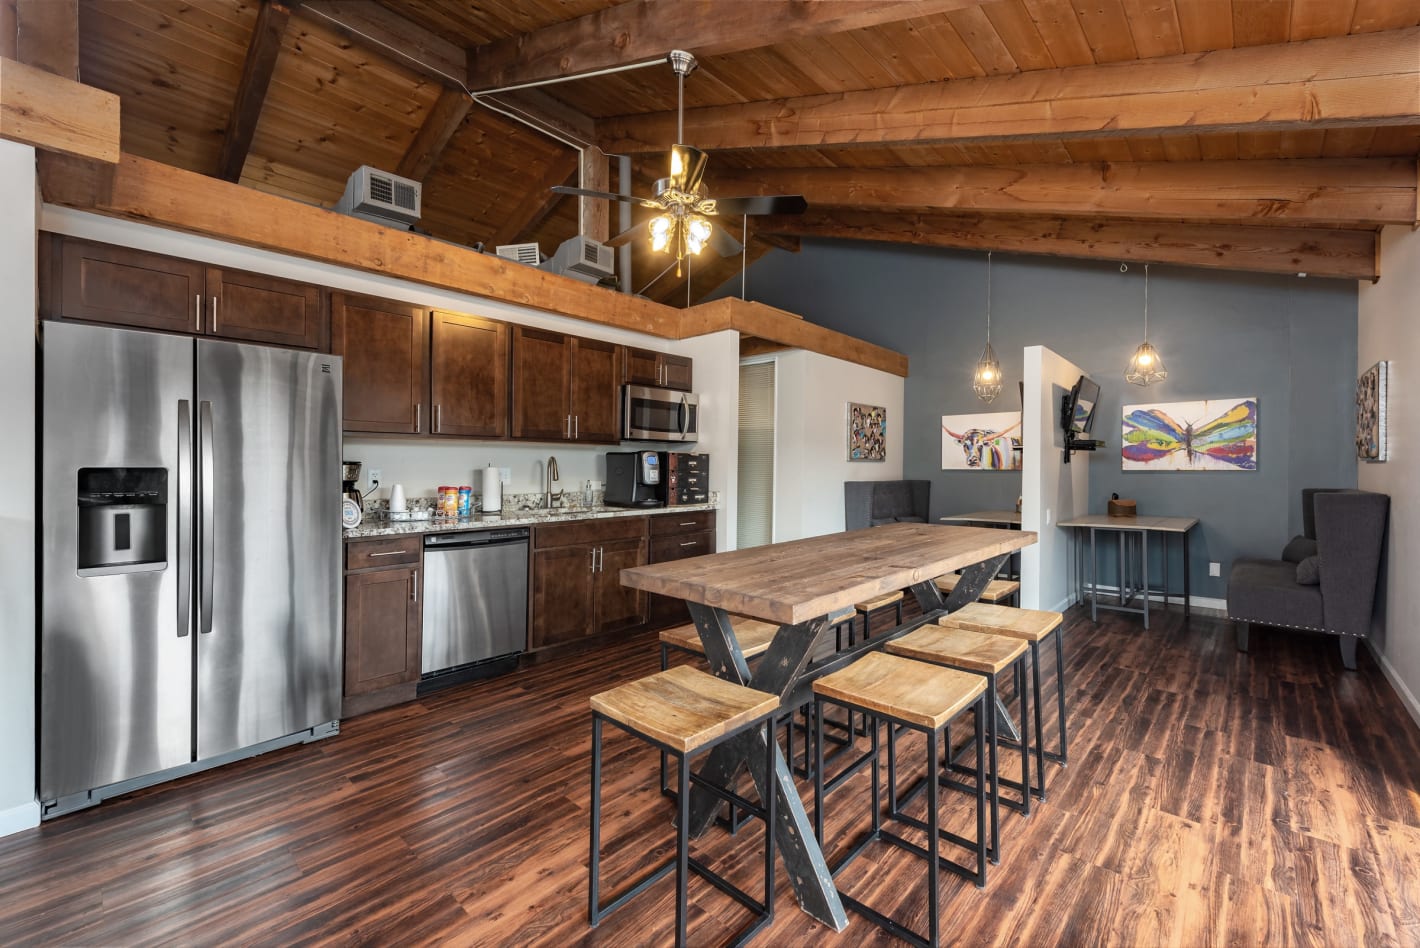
1296 555 1321 585
1282 535 1318 563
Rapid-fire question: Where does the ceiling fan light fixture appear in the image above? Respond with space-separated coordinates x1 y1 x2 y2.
668 144 709 194
685 216 712 254
649 214 673 252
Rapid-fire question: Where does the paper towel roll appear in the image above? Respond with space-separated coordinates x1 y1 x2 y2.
481 465 502 513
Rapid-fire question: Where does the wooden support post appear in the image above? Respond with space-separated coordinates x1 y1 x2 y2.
580 145 609 243
218 0 297 183
14 0 76 77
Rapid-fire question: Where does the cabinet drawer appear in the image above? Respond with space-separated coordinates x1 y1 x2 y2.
650 531 714 561
650 511 714 537
534 516 646 550
345 535 422 570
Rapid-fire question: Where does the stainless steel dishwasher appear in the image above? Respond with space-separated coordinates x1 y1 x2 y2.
420 527 529 691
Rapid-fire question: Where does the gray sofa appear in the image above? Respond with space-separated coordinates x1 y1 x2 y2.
844 480 930 531
1228 488 1389 669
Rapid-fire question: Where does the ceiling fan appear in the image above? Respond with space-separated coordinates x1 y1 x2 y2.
552 50 807 277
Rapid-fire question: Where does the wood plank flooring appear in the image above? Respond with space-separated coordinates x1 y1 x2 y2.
3 605 1419 946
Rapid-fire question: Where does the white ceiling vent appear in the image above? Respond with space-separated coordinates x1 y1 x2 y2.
539 235 615 284
335 165 421 229
496 243 542 266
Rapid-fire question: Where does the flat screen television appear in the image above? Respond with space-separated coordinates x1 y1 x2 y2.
1062 375 1101 437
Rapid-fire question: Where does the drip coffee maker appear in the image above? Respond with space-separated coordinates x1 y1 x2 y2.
342 460 366 510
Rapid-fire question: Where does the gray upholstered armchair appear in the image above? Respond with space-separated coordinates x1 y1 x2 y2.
844 480 930 531
1227 488 1389 669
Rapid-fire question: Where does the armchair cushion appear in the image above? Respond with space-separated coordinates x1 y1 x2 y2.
1228 558 1324 630
1281 535 1318 563
1296 555 1321 585
845 480 930 531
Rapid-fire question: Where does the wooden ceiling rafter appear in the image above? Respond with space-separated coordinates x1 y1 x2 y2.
495 154 580 247
217 0 298 183
395 85 473 181
14 0 77 77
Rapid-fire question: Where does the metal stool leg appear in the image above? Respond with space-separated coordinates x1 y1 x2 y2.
588 714 603 926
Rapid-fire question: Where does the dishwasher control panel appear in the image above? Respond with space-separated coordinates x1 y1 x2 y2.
424 527 530 547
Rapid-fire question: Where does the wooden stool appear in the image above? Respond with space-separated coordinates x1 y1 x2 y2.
934 574 1021 607
886 624 1032 863
939 603 1067 802
854 590 904 640
589 665 779 946
828 606 858 651
812 652 989 947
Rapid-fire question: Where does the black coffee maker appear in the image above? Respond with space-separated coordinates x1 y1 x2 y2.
604 451 662 508
342 460 365 511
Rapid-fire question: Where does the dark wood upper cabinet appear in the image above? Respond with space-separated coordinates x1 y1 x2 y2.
623 346 692 392
206 267 325 350
511 326 573 441
54 238 206 333
331 292 428 434
570 336 621 443
430 310 509 438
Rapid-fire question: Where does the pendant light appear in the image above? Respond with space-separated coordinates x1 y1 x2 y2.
1125 263 1167 386
973 251 1003 402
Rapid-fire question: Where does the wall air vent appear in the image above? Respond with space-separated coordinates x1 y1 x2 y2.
539 235 615 285
334 165 421 229
495 243 542 267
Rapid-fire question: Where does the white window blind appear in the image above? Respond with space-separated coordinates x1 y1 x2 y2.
737 361 775 549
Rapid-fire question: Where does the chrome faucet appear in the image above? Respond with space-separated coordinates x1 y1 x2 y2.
545 456 561 509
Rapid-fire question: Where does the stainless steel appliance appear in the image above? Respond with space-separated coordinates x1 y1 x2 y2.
658 452 710 506
40 322 342 816
421 528 528 689
622 384 698 442
604 450 662 508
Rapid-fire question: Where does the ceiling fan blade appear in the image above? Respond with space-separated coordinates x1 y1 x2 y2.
605 220 651 248
708 218 744 257
714 194 808 216
668 144 710 194
550 185 643 204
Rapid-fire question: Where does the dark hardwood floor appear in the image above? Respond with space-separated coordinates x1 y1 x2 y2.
4 605 1419 946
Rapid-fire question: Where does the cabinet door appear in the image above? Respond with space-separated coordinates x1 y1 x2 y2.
623 347 660 387
206 267 325 350
56 238 205 333
660 354 693 392
570 336 622 443
530 544 596 649
331 292 427 434
511 326 572 440
647 530 715 628
344 567 421 696
430 310 509 438
594 536 648 635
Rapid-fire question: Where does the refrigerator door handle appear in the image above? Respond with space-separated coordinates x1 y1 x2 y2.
177 399 193 637
199 399 215 635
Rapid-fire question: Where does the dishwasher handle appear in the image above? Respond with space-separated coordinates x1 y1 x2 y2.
425 528 530 549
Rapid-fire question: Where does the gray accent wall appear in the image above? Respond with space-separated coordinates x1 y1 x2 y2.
714 239 1357 600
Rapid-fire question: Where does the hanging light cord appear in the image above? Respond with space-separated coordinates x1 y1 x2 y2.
985 251 993 344
1143 263 1150 341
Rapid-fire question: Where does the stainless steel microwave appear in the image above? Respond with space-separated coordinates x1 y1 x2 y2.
622 385 699 442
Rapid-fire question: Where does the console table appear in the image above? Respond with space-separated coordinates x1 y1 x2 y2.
939 510 1022 578
1058 514 1199 629
620 522 1037 930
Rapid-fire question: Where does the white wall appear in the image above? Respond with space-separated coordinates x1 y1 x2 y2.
0 141 39 836
1020 346 1090 612
770 350 905 541
1358 225 1420 725
675 331 740 552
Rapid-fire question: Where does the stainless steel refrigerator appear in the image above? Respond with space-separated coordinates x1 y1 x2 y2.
40 322 343 815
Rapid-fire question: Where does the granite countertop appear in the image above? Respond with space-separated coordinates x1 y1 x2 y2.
344 502 718 539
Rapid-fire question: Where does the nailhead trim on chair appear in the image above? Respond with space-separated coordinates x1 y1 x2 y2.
1226 614 1365 639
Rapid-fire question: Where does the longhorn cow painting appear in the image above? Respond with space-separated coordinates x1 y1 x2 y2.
942 412 1023 471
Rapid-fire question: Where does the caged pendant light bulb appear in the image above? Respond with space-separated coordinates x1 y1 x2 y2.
973 251 1003 402
1125 263 1168 386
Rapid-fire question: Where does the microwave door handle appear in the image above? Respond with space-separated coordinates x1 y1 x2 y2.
199 400 215 635
176 399 192 637
678 394 689 439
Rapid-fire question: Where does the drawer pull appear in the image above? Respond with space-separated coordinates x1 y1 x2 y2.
679 541 697 547
679 521 697 526
369 550 405 557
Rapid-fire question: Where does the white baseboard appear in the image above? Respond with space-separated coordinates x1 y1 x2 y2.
1080 583 1226 614
1367 640 1420 730
0 799 40 838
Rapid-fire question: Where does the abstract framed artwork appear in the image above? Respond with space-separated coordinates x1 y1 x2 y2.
848 402 887 461
1122 397 1258 471
1356 361 1389 462
942 412 1023 471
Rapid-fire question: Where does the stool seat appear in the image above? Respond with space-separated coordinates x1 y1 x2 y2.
934 574 1021 603
815 652 984 730
889 624 1029 674
854 590 904 612
827 606 856 625
939 602 1063 642
591 666 779 752
657 617 779 659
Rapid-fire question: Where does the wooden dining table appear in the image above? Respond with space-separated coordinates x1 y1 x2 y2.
620 522 1037 930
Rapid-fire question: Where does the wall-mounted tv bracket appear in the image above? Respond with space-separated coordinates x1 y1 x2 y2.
1061 394 1105 463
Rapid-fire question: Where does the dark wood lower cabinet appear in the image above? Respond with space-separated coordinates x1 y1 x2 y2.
529 518 647 651
646 511 717 629
530 544 598 650
343 538 422 717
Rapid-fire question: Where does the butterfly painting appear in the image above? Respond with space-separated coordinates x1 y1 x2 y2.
1122 398 1258 471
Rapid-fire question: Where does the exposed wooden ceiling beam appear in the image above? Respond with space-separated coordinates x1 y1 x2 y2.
755 209 1379 281
299 0 465 88
218 0 297 183
600 28 1420 154
2 0 16 60
492 154 580 248
712 159 1419 228
467 0 988 93
0 56 119 162
14 0 76 77
396 86 472 181
679 297 909 376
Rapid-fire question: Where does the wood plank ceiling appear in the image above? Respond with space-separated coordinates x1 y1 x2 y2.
65 0 1420 304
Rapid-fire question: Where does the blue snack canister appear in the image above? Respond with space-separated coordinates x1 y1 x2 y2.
457 486 472 518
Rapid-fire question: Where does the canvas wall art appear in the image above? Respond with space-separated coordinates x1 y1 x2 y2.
1356 361 1388 462
1122 397 1258 471
848 402 887 461
942 412 1023 471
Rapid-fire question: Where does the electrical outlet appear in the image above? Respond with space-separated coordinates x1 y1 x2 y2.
367 467 381 488
1209 561 1221 577
499 467 511 484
